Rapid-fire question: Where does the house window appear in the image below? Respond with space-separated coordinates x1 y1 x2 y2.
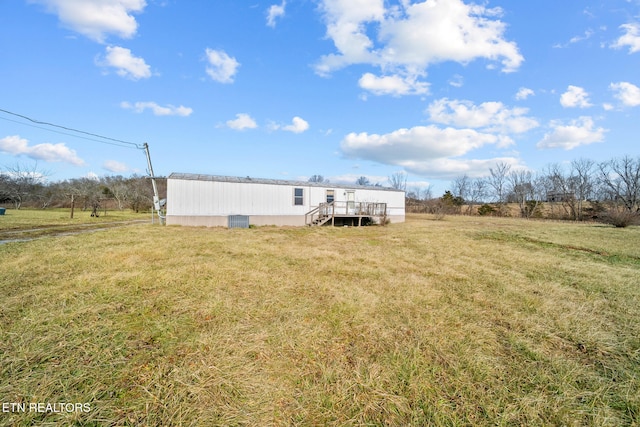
326 190 335 203
294 188 304 205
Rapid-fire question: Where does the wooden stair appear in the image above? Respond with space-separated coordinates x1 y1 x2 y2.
310 214 332 226
305 202 335 226
305 201 387 226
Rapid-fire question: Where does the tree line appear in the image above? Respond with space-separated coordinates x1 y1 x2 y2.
3 155 638 226
0 164 166 215
406 155 640 227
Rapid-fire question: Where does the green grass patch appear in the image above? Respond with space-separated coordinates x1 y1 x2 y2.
0 214 638 425
0 208 149 230
0 208 151 242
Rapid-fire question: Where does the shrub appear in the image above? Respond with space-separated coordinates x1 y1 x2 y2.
583 200 607 220
526 200 544 219
477 204 496 216
599 208 640 228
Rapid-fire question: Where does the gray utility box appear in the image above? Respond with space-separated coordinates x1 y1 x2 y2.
228 215 250 229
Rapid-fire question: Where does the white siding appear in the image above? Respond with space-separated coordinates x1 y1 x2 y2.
168 180 315 216
166 174 405 225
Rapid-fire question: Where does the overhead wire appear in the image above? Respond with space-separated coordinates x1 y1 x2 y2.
0 115 140 149
0 107 163 219
0 107 145 150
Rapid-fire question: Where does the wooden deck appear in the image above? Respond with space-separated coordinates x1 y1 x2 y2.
305 201 387 226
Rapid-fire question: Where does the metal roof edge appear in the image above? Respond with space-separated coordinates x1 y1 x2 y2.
168 172 404 192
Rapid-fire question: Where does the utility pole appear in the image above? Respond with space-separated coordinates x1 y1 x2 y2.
143 142 165 224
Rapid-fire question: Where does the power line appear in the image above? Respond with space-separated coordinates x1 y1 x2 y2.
0 108 145 150
0 115 140 149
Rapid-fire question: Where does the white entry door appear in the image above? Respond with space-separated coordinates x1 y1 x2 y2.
346 191 355 214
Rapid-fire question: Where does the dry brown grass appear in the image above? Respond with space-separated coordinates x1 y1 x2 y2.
1 213 638 425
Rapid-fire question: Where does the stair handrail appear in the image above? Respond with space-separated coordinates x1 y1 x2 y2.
305 201 335 226
305 205 321 226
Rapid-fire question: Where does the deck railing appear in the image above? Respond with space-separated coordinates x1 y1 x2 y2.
305 201 387 226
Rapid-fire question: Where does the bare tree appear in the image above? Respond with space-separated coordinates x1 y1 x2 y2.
0 163 50 209
388 172 407 191
103 175 129 210
571 158 595 220
421 184 433 201
508 170 543 218
487 162 511 215
355 176 371 186
33 184 56 209
598 155 640 212
452 175 470 204
407 185 433 201
308 174 328 183
406 184 435 213
543 160 595 220
545 163 578 220
468 178 488 214
453 174 486 214
60 177 102 217
407 188 421 200
119 175 150 213
0 173 12 205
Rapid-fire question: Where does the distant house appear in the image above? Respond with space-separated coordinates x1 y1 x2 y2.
166 172 405 227
546 191 576 203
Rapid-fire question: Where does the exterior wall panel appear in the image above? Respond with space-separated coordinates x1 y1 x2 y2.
166 173 405 227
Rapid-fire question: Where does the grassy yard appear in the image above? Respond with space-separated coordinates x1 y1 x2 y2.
0 208 152 242
0 207 148 229
0 213 638 426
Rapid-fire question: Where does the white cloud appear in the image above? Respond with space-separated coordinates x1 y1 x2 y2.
30 0 146 43
226 113 257 130
610 81 640 107
358 72 429 96
515 87 534 100
406 180 432 190
340 125 518 179
611 23 640 53
315 0 523 79
266 1 286 28
205 48 240 83
560 85 592 108
341 126 497 162
380 1 523 72
427 98 538 134
269 117 310 133
400 157 524 179
103 160 129 172
569 29 594 44
327 173 389 185
121 101 193 116
0 169 48 183
334 123 525 178
554 29 594 48
448 74 464 88
98 46 151 80
0 135 84 165
314 0 385 76
537 117 606 150
282 116 309 133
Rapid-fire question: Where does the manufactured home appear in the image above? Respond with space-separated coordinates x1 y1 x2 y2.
166 173 405 227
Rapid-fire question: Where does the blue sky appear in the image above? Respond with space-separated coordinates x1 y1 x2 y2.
1 0 639 194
